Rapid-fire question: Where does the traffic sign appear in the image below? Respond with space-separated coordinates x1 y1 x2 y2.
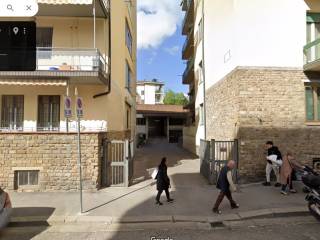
76 97 84 118
64 96 72 118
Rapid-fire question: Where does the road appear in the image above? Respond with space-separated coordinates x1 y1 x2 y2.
0 216 319 240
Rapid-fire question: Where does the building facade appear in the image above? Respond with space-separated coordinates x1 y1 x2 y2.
136 104 187 144
0 0 137 191
181 0 320 181
136 80 187 144
136 79 165 105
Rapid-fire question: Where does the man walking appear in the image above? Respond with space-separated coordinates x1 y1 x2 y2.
212 160 239 214
263 141 282 187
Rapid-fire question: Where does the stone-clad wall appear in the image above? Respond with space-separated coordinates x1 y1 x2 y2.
206 69 240 141
206 67 320 182
0 131 130 191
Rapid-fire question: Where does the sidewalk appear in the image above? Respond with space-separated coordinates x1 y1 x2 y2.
8 140 310 224
9 158 308 224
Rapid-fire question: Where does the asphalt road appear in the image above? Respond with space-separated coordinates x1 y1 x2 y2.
0 216 319 240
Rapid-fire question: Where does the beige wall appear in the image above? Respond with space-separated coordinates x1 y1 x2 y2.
36 16 109 58
0 1 137 135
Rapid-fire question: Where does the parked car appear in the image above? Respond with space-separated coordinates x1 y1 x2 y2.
0 187 12 229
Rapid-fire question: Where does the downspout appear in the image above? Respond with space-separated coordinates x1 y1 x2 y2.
93 0 112 98
201 0 207 140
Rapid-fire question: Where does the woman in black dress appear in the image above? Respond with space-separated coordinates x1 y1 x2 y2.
156 157 174 205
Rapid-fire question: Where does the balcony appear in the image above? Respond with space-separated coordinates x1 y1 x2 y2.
304 38 320 72
182 31 194 60
183 57 195 85
0 48 109 85
182 0 194 35
155 92 164 104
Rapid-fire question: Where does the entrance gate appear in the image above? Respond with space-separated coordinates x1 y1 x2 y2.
101 140 132 187
200 139 239 184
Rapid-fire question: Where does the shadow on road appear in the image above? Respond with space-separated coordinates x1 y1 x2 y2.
132 138 198 186
0 207 55 240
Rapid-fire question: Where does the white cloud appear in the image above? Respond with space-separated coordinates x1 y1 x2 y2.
137 0 183 49
164 45 180 56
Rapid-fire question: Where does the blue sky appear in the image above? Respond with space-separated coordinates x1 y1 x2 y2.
137 0 188 94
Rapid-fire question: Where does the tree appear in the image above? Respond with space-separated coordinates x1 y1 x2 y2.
163 90 188 105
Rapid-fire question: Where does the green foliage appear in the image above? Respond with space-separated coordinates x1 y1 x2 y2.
163 90 188 105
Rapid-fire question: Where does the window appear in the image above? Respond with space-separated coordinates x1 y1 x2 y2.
15 170 39 187
36 27 53 59
126 62 132 92
305 85 320 122
199 103 204 125
37 95 60 131
125 21 133 55
1 95 24 130
141 90 145 96
137 118 146 125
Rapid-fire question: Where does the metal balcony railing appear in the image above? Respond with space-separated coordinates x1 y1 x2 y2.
183 57 195 83
36 48 108 73
182 0 194 35
182 31 194 59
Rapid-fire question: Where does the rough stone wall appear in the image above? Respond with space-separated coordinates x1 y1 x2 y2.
205 67 320 182
0 131 130 192
206 69 240 141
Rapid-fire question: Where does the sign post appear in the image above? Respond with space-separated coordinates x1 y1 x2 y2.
75 92 84 213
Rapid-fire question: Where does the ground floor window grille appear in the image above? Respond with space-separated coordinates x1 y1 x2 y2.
37 95 60 131
1 95 24 131
15 170 39 187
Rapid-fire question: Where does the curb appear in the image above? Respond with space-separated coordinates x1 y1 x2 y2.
9 207 310 226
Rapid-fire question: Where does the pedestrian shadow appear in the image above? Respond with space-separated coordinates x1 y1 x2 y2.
0 207 55 240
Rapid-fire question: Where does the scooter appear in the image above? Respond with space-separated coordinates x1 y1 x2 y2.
301 166 320 221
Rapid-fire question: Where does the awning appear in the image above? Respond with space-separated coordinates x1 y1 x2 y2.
0 79 67 86
37 0 93 5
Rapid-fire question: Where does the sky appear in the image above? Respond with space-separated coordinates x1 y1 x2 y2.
137 0 188 94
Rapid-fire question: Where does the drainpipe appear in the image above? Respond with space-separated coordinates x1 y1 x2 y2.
93 0 112 98
201 0 207 140
93 0 96 48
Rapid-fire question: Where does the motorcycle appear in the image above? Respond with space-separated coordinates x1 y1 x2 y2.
301 166 320 221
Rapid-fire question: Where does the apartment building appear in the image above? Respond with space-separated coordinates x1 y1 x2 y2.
136 79 165 104
182 0 320 181
0 0 137 191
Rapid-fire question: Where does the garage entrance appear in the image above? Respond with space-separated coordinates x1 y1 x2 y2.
148 117 166 138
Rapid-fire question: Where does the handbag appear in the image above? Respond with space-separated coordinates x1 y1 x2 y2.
151 168 158 180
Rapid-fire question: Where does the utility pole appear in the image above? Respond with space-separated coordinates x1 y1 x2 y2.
75 87 83 214
201 0 207 140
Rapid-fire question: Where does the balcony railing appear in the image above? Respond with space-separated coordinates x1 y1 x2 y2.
304 38 320 71
36 48 108 73
182 0 194 35
182 31 194 59
183 57 195 84
0 120 107 133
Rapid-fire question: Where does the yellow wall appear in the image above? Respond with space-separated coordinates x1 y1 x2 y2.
0 1 137 135
36 16 109 59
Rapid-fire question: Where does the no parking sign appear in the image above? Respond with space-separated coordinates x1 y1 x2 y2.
64 96 72 118
76 97 84 118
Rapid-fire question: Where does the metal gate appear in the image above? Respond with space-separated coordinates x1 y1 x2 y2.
101 140 132 187
200 139 239 184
